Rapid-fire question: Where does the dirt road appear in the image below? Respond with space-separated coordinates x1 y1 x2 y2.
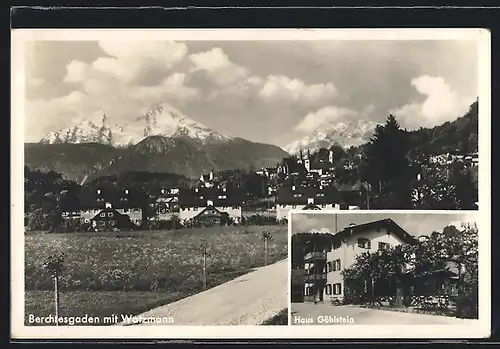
120 259 288 326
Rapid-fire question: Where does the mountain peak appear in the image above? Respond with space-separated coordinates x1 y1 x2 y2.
39 103 232 147
284 119 379 155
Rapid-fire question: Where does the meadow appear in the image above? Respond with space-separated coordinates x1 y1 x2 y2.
24 225 288 325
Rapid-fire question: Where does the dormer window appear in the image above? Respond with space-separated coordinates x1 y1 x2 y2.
207 200 214 206
292 185 296 191
222 188 227 192
105 202 112 208
124 189 129 195
97 189 101 195
307 198 314 204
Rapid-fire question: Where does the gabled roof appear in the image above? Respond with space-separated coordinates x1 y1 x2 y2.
334 218 418 245
193 205 229 219
302 203 321 210
178 186 243 207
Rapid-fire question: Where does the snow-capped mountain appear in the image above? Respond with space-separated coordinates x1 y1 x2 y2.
40 103 232 147
284 119 380 155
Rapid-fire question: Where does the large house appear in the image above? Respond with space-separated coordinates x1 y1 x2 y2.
275 183 343 220
77 188 147 228
301 218 459 304
177 186 243 225
150 188 180 221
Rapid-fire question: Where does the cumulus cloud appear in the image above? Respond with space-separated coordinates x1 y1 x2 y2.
259 75 337 104
294 106 359 133
64 60 88 83
291 213 336 235
390 75 474 129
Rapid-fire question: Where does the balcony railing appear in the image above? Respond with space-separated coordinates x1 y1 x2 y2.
304 251 327 261
304 273 327 282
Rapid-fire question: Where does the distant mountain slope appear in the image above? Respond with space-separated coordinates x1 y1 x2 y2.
24 143 126 184
25 136 290 183
407 100 478 155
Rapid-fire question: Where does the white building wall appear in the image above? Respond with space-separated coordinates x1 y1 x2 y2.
276 203 341 220
324 226 408 301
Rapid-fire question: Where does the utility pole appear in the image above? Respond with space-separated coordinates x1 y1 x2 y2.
262 231 273 266
43 252 64 326
200 244 211 290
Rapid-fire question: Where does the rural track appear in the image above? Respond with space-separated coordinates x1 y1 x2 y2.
120 259 288 326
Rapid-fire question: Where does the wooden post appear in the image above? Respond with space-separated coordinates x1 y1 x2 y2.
201 245 208 290
54 273 59 325
264 238 268 266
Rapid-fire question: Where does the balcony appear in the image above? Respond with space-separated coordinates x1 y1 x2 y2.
304 251 327 261
304 273 327 282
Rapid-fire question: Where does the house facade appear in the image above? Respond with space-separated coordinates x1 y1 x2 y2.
276 183 342 220
177 186 243 225
78 188 146 227
150 188 180 221
303 219 417 303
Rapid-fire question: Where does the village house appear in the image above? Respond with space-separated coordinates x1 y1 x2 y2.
177 186 243 225
77 188 147 227
149 187 180 221
275 183 343 220
89 205 135 231
301 218 459 305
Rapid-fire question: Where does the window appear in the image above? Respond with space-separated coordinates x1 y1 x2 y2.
108 212 113 217
200 196 204 199
316 193 325 197
292 185 296 191
332 259 341 271
223 188 227 192
123 208 129 213
378 242 390 250
292 205 297 209
94 209 99 213
321 203 326 208
134 209 140 213
124 189 129 194
326 261 332 273
100 213 105 217
325 284 332 295
358 238 371 249
336 259 341 270
333 283 342 295
193 207 198 211
293 193 303 198
195 188 199 192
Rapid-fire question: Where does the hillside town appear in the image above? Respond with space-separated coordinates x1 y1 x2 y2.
25 139 479 232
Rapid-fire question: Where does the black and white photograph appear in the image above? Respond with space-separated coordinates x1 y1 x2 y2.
290 211 480 326
11 28 490 339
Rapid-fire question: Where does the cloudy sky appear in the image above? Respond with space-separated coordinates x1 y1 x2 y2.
24 40 478 146
290 212 478 237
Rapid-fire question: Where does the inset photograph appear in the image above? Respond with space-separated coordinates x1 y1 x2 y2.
290 211 480 326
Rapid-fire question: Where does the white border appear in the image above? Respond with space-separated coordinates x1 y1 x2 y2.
11 28 491 339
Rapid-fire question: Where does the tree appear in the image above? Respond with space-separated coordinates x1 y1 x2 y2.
361 115 413 209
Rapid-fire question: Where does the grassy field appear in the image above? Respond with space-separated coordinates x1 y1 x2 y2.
25 225 287 325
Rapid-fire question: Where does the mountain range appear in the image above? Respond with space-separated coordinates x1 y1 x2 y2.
26 104 290 183
25 100 478 184
283 119 379 155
